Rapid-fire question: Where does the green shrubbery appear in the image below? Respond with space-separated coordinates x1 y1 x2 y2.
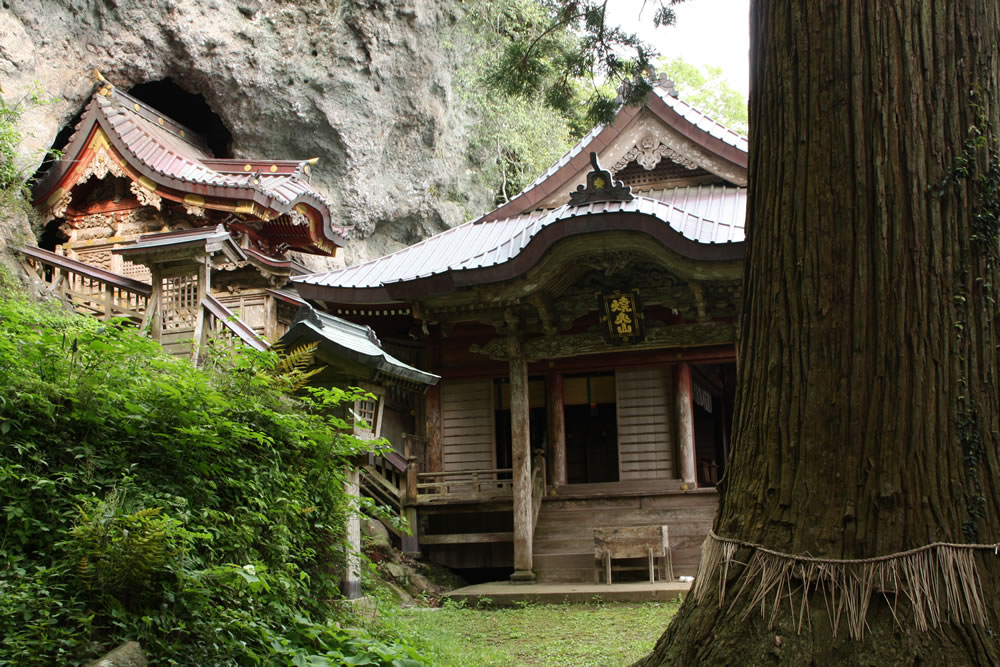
0 274 427 665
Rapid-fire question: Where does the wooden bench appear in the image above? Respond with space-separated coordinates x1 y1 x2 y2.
594 525 674 584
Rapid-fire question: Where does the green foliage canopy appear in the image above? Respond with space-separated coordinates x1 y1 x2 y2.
474 0 684 126
457 0 582 204
0 277 426 665
658 57 748 135
457 0 686 204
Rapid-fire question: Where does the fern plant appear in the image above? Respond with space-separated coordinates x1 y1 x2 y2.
64 486 199 610
268 341 325 392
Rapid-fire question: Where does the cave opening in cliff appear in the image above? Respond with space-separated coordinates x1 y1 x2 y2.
128 79 233 158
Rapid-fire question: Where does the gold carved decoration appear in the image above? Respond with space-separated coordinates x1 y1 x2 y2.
288 210 309 227
468 338 509 361
182 193 207 217
130 180 162 210
86 148 128 182
48 189 74 219
44 131 129 221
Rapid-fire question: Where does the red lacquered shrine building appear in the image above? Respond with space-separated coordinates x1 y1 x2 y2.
31 76 347 343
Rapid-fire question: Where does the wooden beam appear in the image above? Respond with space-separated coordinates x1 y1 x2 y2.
471 321 736 362
420 531 515 545
507 335 536 582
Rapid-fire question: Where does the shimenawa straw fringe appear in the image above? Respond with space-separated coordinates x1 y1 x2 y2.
692 531 999 640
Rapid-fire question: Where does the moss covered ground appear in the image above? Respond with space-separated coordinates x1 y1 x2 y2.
398 599 681 666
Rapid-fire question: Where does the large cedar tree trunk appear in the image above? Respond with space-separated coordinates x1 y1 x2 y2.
639 1 1000 664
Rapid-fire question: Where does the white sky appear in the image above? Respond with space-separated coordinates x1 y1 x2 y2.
606 0 751 96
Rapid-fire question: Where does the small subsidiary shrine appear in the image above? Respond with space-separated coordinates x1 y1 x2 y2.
31 74 348 343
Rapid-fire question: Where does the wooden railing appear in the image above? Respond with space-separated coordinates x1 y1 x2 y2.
359 449 407 514
21 246 150 324
202 294 268 351
355 436 426 553
21 247 267 353
415 468 514 500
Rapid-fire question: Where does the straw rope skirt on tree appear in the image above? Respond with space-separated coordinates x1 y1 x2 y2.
638 1 1000 664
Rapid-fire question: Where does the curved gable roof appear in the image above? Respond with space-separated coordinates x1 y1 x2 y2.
33 82 347 255
482 85 748 222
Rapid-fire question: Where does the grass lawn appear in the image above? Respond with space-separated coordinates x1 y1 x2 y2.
398 599 681 666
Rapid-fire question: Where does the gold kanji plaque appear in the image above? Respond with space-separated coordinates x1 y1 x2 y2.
597 289 645 344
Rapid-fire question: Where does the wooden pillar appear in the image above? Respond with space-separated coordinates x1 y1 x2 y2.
675 362 697 487
191 259 209 361
507 336 535 582
424 384 442 474
547 372 567 487
147 266 162 341
401 456 420 554
342 466 362 599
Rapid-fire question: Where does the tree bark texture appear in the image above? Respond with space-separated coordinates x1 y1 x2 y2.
641 1 1000 664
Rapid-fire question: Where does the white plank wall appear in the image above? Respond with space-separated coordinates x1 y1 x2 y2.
441 379 495 473
616 367 673 480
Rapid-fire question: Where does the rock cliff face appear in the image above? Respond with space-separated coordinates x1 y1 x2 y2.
1 0 493 267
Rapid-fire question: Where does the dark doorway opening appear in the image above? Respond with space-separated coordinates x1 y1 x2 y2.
494 377 547 478
564 373 619 484
691 363 736 486
128 79 233 157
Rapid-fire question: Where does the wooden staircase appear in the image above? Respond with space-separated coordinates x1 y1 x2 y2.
531 483 718 583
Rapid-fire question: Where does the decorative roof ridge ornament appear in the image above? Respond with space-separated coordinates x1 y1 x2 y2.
568 152 634 206
292 303 325 329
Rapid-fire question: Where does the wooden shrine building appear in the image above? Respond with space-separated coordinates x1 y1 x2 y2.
292 77 747 583
30 75 347 345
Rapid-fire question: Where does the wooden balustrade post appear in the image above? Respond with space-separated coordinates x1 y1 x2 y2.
404 456 418 505
103 284 113 320
401 456 420 554
342 465 362 600
147 266 162 341
507 335 535 583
